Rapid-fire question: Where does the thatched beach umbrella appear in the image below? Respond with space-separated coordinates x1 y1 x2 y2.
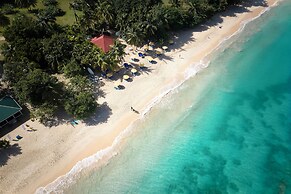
143 45 149 51
123 75 130 80
156 48 163 52
162 46 168 50
156 51 162 55
155 48 163 55
106 72 113 78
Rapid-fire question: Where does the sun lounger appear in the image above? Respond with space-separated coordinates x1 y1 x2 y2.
124 63 130 69
138 53 145 58
124 63 133 69
131 58 139 62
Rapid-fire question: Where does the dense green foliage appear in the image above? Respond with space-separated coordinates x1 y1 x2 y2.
63 60 84 78
64 75 97 119
71 0 242 45
0 0 243 123
14 69 61 106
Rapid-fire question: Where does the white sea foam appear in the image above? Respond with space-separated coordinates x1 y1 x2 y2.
35 60 210 194
36 2 281 193
36 124 135 194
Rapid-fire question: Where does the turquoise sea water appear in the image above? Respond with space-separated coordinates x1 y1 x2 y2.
64 1 291 194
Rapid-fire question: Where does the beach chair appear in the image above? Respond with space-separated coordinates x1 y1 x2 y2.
124 63 130 69
138 53 145 58
131 58 139 62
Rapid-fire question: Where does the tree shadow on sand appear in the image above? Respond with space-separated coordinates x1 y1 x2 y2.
39 79 107 128
0 143 22 166
83 102 112 126
167 0 268 52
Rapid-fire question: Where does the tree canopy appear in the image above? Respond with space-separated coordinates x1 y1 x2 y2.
0 0 243 123
64 75 97 119
71 0 242 45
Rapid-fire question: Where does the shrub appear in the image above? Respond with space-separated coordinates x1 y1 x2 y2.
63 60 84 78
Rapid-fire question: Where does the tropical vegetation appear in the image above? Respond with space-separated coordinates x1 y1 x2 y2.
0 0 243 123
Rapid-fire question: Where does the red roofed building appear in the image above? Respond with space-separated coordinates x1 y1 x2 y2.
90 35 115 53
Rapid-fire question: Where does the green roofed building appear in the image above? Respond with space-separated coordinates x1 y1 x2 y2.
0 96 22 128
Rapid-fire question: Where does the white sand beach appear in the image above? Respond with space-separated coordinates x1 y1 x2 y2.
0 0 278 193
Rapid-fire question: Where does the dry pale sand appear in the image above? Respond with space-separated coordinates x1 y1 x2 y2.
0 0 278 193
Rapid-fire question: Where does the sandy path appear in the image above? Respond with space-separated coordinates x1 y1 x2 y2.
0 0 278 193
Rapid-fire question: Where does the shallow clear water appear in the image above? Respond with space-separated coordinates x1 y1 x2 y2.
64 1 291 194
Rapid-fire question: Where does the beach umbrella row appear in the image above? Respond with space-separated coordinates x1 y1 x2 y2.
143 44 169 52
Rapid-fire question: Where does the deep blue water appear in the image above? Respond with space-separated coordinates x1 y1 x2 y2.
63 1 291 193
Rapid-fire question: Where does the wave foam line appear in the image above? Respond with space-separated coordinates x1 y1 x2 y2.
36 122 137 194
35 59 208 194
36 2 281 193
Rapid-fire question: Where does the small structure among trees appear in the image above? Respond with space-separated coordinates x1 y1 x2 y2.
91 35 114 53
0 96 22 128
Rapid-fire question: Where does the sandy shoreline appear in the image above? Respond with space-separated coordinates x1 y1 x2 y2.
0 0 278 193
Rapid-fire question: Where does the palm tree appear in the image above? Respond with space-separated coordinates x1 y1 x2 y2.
14 0 37 8
94 1 115 29
35 9 56 30
96 54 109 72
126 26 143 46
108 41 126 60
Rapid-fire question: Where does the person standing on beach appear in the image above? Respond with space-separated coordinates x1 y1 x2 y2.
131 107 140 114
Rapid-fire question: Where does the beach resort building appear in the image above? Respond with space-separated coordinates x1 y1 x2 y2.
91 35 114 53
0 96 22 128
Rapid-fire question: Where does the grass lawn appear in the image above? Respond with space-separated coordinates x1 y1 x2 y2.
1 0 76 29
0 0 77 48
56 0 77 26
